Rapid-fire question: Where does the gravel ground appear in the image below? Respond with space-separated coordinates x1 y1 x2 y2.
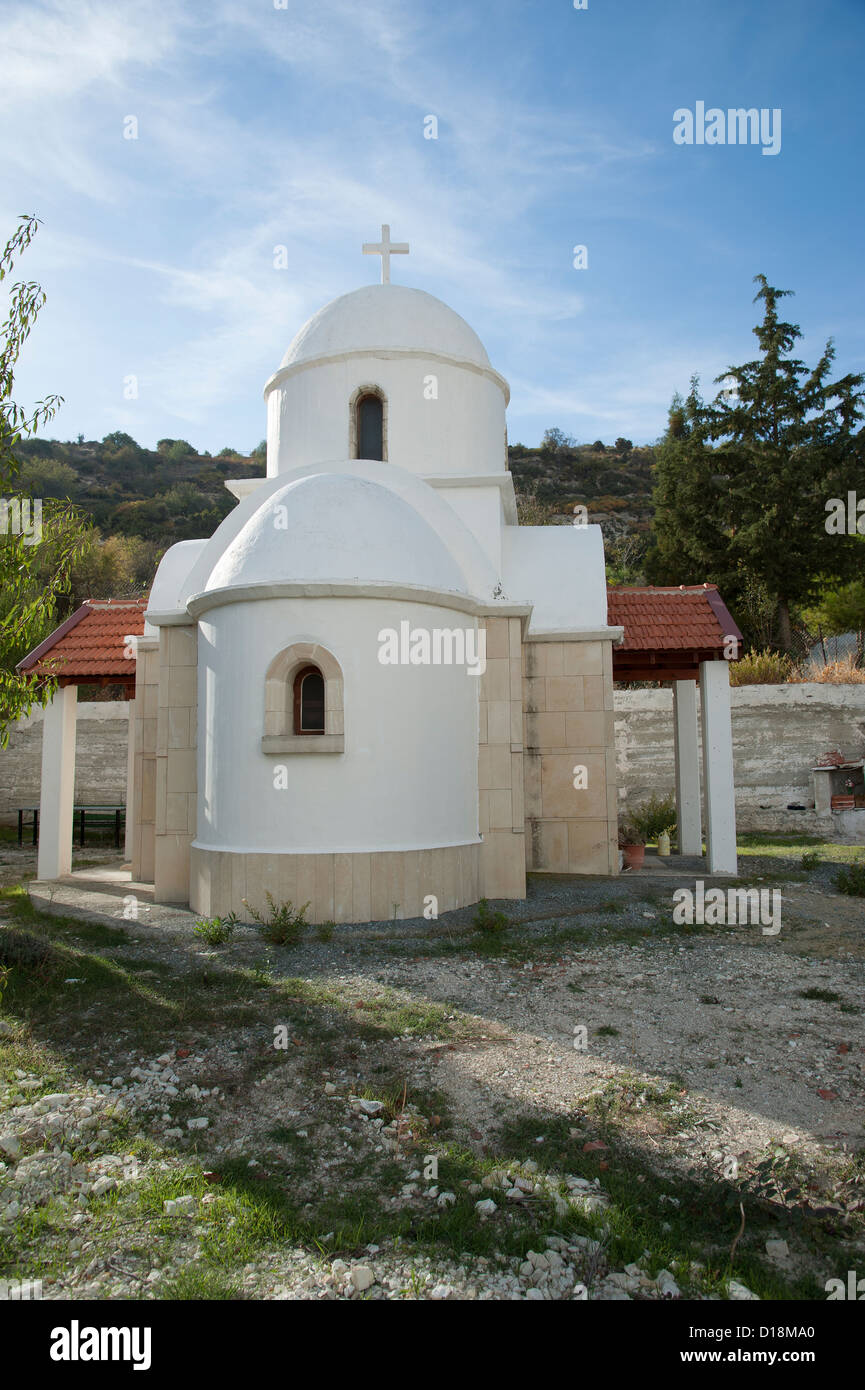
1 843 863 1301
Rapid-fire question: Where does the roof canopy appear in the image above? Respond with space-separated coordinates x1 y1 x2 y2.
16 598 147 694
607 584 742 682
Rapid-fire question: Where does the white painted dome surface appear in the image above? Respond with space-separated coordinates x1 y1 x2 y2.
279 285 491 371
205 472 468 595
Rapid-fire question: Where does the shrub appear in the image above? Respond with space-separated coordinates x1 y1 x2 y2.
628 793 677 843
792 656 865 685
0 928 57 984
729 648 795 685
801 850 821 871
473 898 509 934
242 893 310 945
618 822 645 848
192 913 237 946
837 861 865 897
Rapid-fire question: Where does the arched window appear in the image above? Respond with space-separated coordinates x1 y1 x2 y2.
356 392 384 460
263 642 344 753
293 665 325 734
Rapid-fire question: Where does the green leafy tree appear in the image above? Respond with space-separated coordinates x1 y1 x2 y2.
167 438 195 462
648 277 865 650
0 215 91 744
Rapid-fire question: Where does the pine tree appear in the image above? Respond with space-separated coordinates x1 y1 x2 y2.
647 276 865 650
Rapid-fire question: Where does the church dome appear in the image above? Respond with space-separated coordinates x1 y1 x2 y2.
278 284 491 371
205 471 469 596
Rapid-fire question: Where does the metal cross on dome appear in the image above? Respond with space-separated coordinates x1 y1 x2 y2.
362 224 409 284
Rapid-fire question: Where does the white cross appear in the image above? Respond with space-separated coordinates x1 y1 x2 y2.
362 223 409 284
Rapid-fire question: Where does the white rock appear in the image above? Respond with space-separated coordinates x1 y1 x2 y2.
0 1136 21 1159
475 1198 497 1216
357 1099 384 1117
186 1117 208 1130
728 1280 759 1301
436 1191 456 1207
765 1239 789 1260
349 1265 375 1291
656 1269 680 1299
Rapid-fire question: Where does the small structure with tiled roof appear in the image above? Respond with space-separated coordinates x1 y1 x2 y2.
607 584 741 682
607 584 742 872
15 599 147 879
17 598 147 692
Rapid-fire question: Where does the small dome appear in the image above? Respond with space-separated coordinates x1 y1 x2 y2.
206 472 469 595
279 284 491 371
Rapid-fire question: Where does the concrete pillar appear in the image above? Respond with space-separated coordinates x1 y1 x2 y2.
154 624 197 904
124 696 136 862
699 659 737 875
132 638 159 883
37 684 77 880
673 679 702 855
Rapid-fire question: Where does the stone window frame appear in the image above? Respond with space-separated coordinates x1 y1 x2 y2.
348 383 388 461
262 642 344 754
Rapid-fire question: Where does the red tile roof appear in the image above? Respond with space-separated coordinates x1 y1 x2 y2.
17 599 148 683
607 585 741 654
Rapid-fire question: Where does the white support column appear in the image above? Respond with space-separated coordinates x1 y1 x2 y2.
699 659 737 875
673 679 702 855
124 696 136 862
37 684 78 880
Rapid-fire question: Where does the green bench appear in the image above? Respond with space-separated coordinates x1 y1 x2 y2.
17 805 125 849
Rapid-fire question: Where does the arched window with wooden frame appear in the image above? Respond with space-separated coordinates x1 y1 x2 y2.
349 385 387 461
262 642 344 754
293 665 325 734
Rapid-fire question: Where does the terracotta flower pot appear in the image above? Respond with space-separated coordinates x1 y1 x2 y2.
622 843 645 870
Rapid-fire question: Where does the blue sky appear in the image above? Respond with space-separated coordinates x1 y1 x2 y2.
2 0 863 454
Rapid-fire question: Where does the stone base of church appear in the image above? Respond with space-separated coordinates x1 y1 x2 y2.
189 841 484 924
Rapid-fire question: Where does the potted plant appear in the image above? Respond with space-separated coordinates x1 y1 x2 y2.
618 821 646 870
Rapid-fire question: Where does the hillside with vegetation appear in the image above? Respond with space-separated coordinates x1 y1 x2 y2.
12 427 658 594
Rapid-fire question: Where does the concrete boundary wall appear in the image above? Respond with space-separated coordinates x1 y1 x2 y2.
615 683 865 837
0 702 130 821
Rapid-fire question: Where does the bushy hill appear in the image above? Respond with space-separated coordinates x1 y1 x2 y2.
14 433 266 547
12 429 657 586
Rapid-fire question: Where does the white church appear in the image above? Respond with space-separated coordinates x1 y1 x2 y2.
21 228 741 922
131 226 621 920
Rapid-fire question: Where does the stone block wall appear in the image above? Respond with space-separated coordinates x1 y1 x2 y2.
153 625 198 902
523 637 619 875
477 615 527 899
